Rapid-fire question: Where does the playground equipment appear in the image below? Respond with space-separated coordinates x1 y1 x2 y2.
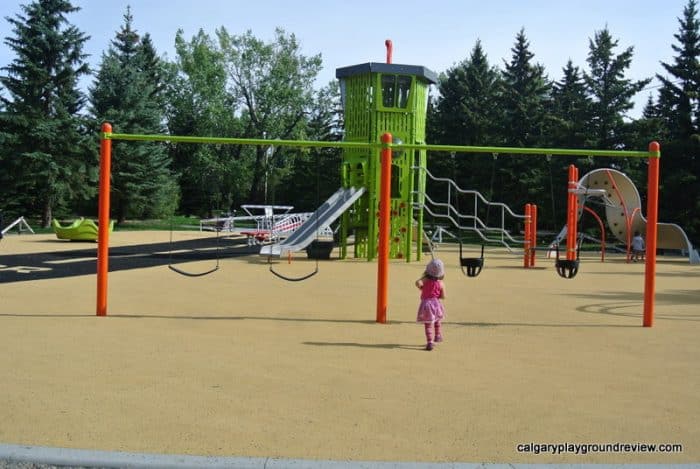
236 205 306 246
95 135 661 326
412 165 531 252
94 42 662 327
260 187 364 257
1 216 34 237
410 164 538 277
52 218 113 241
551 168 699 264
578 168 699 264
336 40 437 261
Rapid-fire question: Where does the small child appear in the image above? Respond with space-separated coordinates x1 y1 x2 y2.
415 258 446 351
631 231 645 262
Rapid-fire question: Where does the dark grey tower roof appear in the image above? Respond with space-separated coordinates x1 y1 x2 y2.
336 62 438 84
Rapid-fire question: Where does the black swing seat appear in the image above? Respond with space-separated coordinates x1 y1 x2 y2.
460 257 484 277
459 243 484 277
554 240 580 279
555 259 579 279
168 264 219 278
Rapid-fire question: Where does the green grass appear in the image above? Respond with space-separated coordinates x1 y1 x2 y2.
117 216 201 231
5 216 204 234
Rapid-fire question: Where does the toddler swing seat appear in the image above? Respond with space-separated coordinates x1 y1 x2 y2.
459 242 484 277
553 239 580 279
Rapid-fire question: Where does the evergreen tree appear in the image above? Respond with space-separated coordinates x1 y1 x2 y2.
497 29 552 222
430 40 503 147
500 29 551 147
427 41 503 206
584 27 651 151
548 60 593 148
0 0 95 226
89 7 178 222
657 0 700 141
655 0 700 242
627 94 667 150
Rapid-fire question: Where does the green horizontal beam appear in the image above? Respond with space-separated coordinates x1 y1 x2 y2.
104 132 373 150
103 132 653 159
395 143 651 158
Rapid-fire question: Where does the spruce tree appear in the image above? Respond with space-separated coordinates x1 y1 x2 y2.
0 0 95 226
657 0 700 141
430 40 503 147
498 29 552 221
584 27 651 150
548 60 593 148
427 41 503 204
655 0 700 242
89 7 178 222
500 29 551 147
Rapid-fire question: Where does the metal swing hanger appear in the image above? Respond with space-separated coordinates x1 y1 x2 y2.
167 218 221 277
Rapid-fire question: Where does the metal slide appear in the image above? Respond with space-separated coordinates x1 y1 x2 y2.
571 168 699 264
260 187 365 257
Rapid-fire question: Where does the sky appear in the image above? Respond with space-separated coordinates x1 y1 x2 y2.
0 0 693 118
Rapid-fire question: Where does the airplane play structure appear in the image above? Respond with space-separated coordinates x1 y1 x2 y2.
95 40 687 327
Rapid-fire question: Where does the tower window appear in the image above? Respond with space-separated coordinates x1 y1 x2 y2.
380 74 412 109
397 76 411 108
381 75 396 107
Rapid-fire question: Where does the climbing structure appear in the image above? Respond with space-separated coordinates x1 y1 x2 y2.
335 46 437 261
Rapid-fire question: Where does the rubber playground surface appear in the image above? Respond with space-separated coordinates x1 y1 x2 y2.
0 230 698 464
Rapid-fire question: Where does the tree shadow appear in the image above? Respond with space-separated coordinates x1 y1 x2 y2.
569 290 700 321
0 236 257 283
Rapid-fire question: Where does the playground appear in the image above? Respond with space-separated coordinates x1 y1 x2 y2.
1 40 698 466
1 230 699 464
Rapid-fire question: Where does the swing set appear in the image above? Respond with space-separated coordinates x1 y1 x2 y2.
95 124 661 327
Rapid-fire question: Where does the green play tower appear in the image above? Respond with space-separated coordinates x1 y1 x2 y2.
336 43 437 261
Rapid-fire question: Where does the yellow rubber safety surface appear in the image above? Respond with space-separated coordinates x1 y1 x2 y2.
0 232 698 464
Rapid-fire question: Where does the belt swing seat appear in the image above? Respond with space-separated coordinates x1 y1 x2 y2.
167 218 221 277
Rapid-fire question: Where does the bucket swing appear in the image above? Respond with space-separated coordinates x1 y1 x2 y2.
459 241 484 277
554 235 581 279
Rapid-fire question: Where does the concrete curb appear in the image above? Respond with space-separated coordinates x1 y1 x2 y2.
1 444 699 469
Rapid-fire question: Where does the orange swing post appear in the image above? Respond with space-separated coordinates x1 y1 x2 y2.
565 165 579 261
376 133 393 324
643 142 661 327
96 123 112 316
530 204 538 267
523 204 532 268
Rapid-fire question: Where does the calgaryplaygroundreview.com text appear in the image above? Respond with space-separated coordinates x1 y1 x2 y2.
516 441 684 456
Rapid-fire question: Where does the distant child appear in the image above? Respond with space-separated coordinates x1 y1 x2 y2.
632 231 645 262
415 258 446 351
